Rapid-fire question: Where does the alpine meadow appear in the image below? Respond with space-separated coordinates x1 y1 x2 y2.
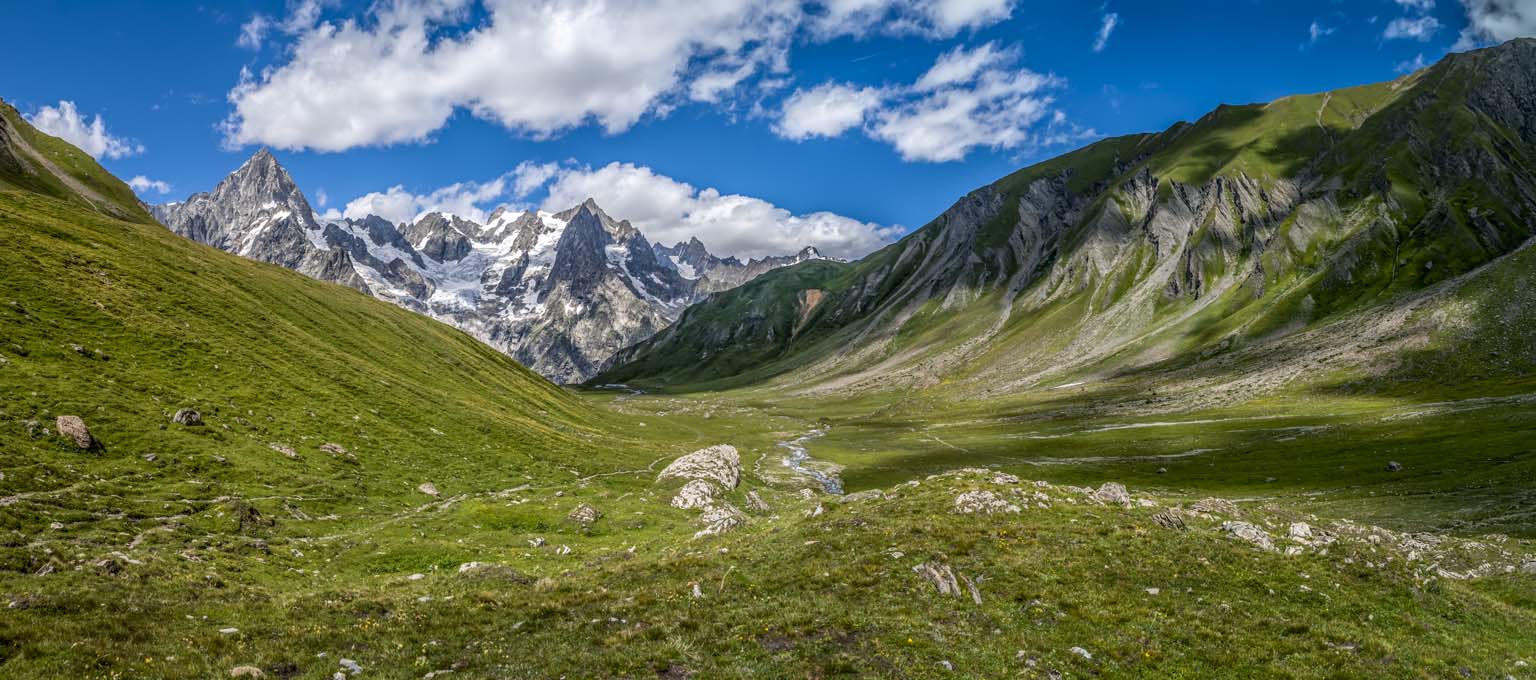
2 2 1535 678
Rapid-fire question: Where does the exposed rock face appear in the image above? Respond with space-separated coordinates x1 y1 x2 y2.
1091 482 1132 507
654 238 836 296
153 154 820 383
1221 521 1276 551
657 445 741 489
54 416 95 449
171 409 202 426
670 480 719 510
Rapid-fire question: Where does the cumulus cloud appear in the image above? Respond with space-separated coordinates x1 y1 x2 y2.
25 101 144 160
223 0 1020 151
775 83 885 140
511 160 562 198
340 174 512 225
127 176 172 195
1454 0 1536 49
1384 14 1441 40
772 42 1067 162
537 161 901 259
1395 0 1436 10
1092 12 1119 52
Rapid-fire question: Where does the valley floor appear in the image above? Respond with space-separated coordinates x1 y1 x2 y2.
4 378 1533 679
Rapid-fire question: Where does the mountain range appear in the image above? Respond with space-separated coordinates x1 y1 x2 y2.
596 38 1536 396
150 151 830 383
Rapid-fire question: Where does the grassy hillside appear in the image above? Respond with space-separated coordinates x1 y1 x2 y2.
0 99 150 222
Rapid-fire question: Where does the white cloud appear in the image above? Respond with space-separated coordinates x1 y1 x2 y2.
340 174 512 224
237 14 272 49
1384 14 1441 40
1093 12 1119 53
772 41 1067 162
1309 20 1336 44
538 161 901 259
775 83 885 140
127 175 172 195
1395 52 1429 72
511 160 562 198
1395 0 1436 10
223 0 1020 152
810 0 1013 39
1454 0 1536 49
25 101 144 160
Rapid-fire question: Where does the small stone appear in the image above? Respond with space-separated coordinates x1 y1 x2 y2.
230 667 266 678
743 490 771 512
55 416 96 450
1221 521 1276 551
218 627 239 634
1145 588 1160 596
1156 467 1168 474
319 443 347 455
1192 498 1238 516
990 472 1020 485
1386 461 1403 472
939 660 954 672
408 573 425 581
566 503 601 527
269 443 298 459
142 453 158 463
418 482 440 497
172 409 203 426
339 659 363 675
1069 646 1093 661
1289 522 1313 540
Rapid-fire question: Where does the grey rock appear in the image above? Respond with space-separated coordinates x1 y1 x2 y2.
657 445 741 489
567 503 601 527
1220 521 1276 551
1091 482 1132 507
171 408 203 426
54 416 95 450
669 480 719 510
1386 461 1403 472
417 482 440 497
953 490 1020 515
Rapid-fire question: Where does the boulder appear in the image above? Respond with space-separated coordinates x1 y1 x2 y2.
319 443 348 455
268 443 298 459
954 490 1020 515
743 490 771 513
1151 509 1187 530
990 472 1021 485
1091 482 1131 507
657 444 741 489
54 416 96 450
418 482 440 497
670 479 719 510
172 408 203 426
1386 461 1403 472
693 503 747 538
1220 521 1276 551
567 503 601 527
230 666 265 678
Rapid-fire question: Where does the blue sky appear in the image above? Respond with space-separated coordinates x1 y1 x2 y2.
4 0 1531 258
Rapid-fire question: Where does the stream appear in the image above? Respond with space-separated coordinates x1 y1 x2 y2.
777 428 844 494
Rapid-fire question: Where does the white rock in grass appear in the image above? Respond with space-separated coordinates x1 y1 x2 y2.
657 445 741 489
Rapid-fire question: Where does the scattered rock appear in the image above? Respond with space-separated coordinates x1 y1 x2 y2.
913 561 961 596
694 504 746 538
743 490 771 513
1091 482 1131 507
804 503 824 518
1386 461 1403 472
567 503 601 528
838 489 886 504
1288 522 1313 540
657 444 741 489
1151 509 1187 530
219 627 240 635
1221 521 1276 551
990 472 1020 485
418 482 440 497
319 443 348 456
456 562 531 583
797 488 817 501
55 416 96 450
230 667 266 678
954 490 1020 515
1192 498 1238 516
142 453 158 463
172 408 203 426
408 573 425 581
1156 467 1168 474
339 658 363 675
23 419 46 439
1069 647 1093 661
269 443 298 459
670 479 719 510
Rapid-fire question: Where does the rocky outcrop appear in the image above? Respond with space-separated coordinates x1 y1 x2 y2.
657 445 741 489
54 416 95 450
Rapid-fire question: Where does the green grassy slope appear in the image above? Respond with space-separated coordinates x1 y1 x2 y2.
0 99 151 222
595 41 1536 397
